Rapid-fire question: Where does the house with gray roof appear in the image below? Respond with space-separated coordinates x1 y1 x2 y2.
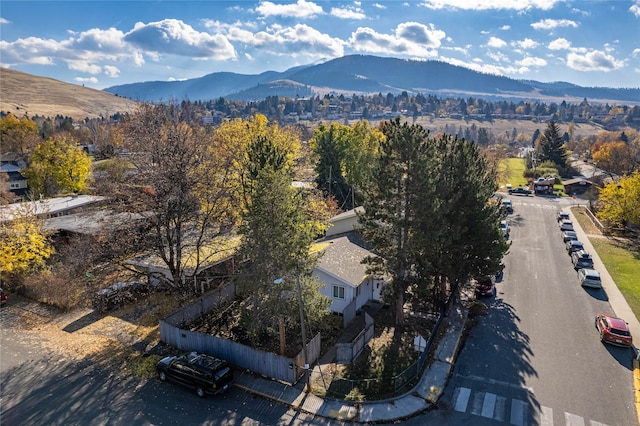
312 231 386 316
1 163 28 197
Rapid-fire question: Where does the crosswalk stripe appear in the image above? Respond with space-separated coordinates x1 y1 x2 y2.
566 412 586 426
494 395 507 422
481 392 496 418
453 387 470 412
452 387 609 426
510 398 526 426
470 391 485 416
540 406 554 426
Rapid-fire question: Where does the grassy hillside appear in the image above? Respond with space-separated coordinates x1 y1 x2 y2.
0 68 138 120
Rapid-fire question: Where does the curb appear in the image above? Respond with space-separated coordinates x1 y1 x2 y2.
634 358 640 426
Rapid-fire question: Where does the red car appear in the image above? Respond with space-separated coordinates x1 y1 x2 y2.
475 276 495 298
595 313 633 347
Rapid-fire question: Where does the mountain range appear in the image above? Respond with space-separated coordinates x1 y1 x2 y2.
104 55 640 105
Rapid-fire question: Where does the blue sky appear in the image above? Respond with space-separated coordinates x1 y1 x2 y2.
1 0 639 90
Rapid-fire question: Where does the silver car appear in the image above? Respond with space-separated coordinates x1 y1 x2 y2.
578 268 602 288
559 219 574 231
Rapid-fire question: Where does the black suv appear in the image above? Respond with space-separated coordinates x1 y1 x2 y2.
157 352 233 397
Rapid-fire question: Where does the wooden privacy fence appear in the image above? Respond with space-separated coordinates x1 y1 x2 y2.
160 282 321 384
335 313 374 364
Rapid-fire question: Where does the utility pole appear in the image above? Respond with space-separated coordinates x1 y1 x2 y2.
295 272 309 392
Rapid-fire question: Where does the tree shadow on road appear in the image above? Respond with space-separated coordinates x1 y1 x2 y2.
454 298 542 424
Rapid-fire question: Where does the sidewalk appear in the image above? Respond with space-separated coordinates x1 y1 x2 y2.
233 303 468 423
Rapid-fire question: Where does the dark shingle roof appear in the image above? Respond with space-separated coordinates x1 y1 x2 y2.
315 232 375 287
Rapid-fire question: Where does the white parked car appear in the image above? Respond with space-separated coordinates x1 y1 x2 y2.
500 220 510 237
578 268 602 288
559 220 574 231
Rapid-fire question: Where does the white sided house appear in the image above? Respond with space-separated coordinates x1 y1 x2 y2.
325 206 363 237
312 232 386 322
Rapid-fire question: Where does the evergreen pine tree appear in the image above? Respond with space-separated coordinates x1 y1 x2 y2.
536 121 568 169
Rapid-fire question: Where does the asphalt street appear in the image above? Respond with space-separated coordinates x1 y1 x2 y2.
435 194 636 426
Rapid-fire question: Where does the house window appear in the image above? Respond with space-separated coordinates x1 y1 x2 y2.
10 183 20 189
332 285 345 300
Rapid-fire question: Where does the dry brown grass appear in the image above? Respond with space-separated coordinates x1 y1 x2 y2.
571 206 602 235
1 68 138 120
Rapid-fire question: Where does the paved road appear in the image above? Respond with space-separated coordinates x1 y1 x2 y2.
434 194 636 425
0 302 334 426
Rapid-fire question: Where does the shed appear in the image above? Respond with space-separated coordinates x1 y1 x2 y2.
563 177 593 195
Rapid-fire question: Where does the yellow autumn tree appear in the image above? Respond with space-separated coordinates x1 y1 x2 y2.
597 171 640 228
23 137 92 197
0 113 40 154
592 141 639 177
0 212 54 277
211 114 301 210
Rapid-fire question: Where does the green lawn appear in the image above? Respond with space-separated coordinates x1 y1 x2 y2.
572 206 639 320
497 158 527 191
589 238 640 321
497 157 567 196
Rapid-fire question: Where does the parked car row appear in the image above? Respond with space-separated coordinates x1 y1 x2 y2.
557 211 633 348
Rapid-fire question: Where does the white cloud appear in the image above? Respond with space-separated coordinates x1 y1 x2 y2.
630 1 640 17
440 55 529 76
68 61 102 74
487 51 509 62
566 50 624 72
500 25 511 30
103 65 120 77
330 6 366 20
513 38 538 49
517 56 547 67
396 22 445 46
0 17 10 24
443 45 470 55
256 0 324 18
74 76 98 84
373 3 387 9
548 37 571 50
348 22 445 57
487 37 507 48
249 24 344 58
531 19 579 30
73 27 128 54
124 19 237 60
632 48 640 57
420 0 560 11
0 37 61 66
226 25 256 44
